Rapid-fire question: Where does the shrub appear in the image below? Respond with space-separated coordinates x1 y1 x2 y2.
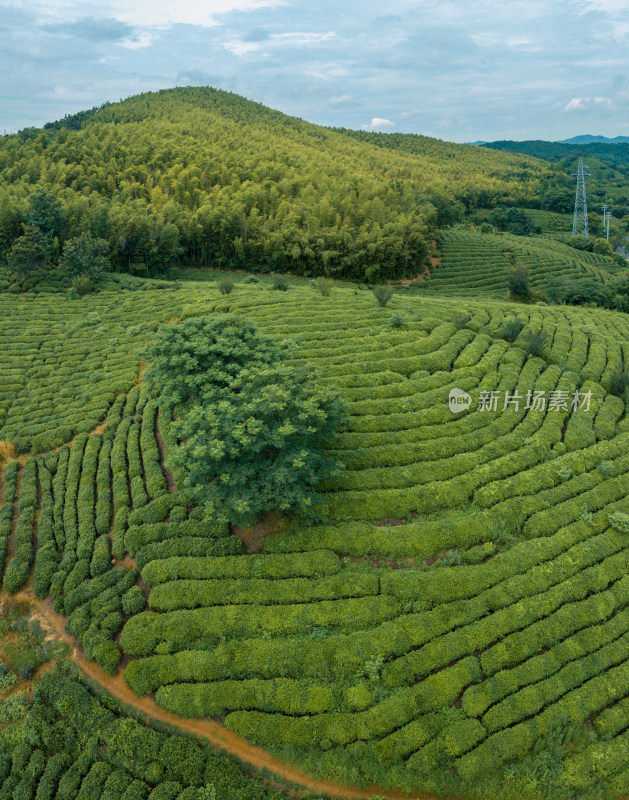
93 640 122 675
521 329 549 359
344 685 373 712
122 586 148 615
315 277 332 296
217 278 234 295
271 274 288 291
607 370 629 398
72 274 94 297
242 275 259 284
389 313 406 329
500 317 523 343
373 286 393 307
609 512 629 536
0 440 17 465
506 265 532 302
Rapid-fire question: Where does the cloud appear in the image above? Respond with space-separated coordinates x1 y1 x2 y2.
400 108 422 120
16 0 284 29
120 31 154 49
46 17 134 41
176 69 220 85
223 39 261 55
243 27 270 41
563 96 616 111
361 117 394 131
4 0 629 141
329 94 355 106
270 31 335 45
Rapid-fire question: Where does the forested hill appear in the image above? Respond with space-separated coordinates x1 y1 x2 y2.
482 139 629 217
1 86 563 281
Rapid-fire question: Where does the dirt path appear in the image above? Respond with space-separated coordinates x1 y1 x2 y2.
9 587 458 800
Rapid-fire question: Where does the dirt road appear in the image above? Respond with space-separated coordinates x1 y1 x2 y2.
15 590 458 800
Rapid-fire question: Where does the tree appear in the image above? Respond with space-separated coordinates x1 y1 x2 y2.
58 231 110 277
25 188 64 240
146 315 348 526
593 237 613 256
169 362 347 526
144 316 281 407
506 265 532 302
373 286 393 307
8 224 51 275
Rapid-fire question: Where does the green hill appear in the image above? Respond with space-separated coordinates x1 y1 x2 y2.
2 86 629 800
1 86 565 283
407 230 624 298
482 139 629 232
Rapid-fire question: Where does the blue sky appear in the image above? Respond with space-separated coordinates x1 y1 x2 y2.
2 0 629 142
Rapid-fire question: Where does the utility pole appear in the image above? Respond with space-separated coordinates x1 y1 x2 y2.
601 204 612 241
572 157 590 238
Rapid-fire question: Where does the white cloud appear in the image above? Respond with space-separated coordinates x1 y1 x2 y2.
361 117 394 130
563 96 616 111
579 0 629 11
400 108 422 120
224 30 335 56
120 31 154 49
12 0 284 28
223 40 261 55
270 31 335 45
329 94 354 106
471 31 541 51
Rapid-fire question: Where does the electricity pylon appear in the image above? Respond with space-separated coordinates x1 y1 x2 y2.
572 157 590 237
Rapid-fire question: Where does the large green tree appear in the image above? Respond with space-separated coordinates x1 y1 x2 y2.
146 315 348 526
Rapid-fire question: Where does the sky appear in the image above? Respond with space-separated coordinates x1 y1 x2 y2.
2 0 629 142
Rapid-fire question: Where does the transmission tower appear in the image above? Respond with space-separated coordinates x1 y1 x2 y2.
572 157 590 237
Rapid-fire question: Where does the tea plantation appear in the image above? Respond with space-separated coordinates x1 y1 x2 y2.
2 277 629 800
408 230 624 297
0 667 297 800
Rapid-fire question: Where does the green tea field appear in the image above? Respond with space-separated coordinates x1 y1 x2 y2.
408 230 624 297
2 277 629 800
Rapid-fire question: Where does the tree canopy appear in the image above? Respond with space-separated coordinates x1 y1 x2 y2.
146 315 348 526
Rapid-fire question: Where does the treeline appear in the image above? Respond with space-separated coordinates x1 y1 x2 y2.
0 86 563 282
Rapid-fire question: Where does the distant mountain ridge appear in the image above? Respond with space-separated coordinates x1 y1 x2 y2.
557 135 629 145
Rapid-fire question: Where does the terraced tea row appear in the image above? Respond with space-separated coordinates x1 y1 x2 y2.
1 281 629 798
409 229 624 297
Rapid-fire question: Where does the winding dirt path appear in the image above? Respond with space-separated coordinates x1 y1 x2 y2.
11 588 459 800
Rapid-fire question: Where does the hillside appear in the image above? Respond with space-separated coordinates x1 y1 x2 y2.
0 86 564 282
2 86 629 800
407 230 624 298
1 276 629 799
482 139 629 233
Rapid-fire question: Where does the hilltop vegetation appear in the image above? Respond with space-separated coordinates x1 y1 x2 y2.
0 86 566 283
